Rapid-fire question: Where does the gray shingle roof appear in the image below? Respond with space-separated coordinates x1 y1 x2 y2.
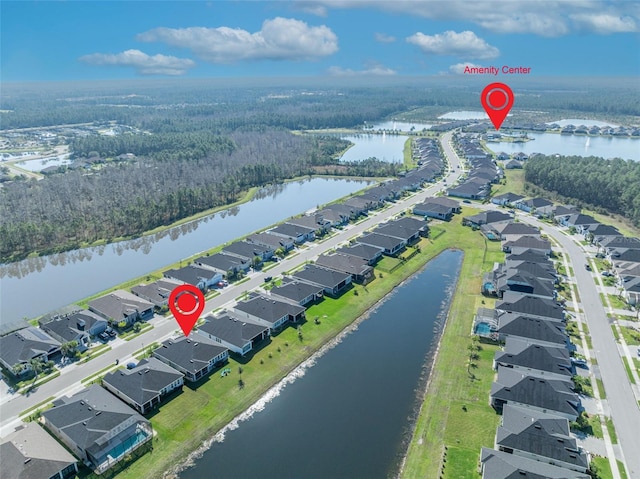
292 264 352 290
196 253 248 272
337 243 384 262
269 223 314 238
358 232 405 251
480 448 589 478
495 338 572 378
247 232 292 249
42 310 107 342
223 241 272 260
497 314 567 346
497 296 565 321
316 253 372 277
88 290 154 321
233 294 305 324
0 327 61 369
270 278 323 304
199 314 269 349
153 336 228 375
43 385 150 457
102 357 183 406
131 278 183 307
0 423 77 479
163 264 219 286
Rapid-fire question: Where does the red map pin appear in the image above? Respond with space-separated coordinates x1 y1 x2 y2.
481 82 514 131
169 284 205 337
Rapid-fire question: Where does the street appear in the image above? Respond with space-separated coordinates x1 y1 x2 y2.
0 131 464 435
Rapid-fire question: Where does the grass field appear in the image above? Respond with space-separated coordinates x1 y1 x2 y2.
400 208 504 479
102 225 462 479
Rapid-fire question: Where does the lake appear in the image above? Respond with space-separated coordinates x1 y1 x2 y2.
178 250 463 479
548 119 619 128
0 178 370 324
15 155 72 172
339 133 408 163
369 120 433 132
438 111 489 120
486 132 639 160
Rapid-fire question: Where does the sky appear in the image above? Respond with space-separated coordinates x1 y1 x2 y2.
1 0 639 82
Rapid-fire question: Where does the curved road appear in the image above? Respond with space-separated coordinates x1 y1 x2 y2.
0 131 464 434
519 215 640 478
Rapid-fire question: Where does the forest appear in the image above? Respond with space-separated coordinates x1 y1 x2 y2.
524 155 640 227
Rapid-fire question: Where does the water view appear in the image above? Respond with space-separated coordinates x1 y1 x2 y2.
548 119 619 128
15 155 72 172
0 178 370 323
369 120 433 132
178 250 463 479
339 134 408 163
487 132 639 160
438 111 488 120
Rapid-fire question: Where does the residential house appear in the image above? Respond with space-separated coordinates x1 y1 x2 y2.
502 236 552 256
42 385 153 474
358 233 406 256
496 314 571 349
463 210 513 228
505 250 553 267
131 278 183 308
497 271 556 302
270 278 324 306
492 222 541 242
247 232 295 251
196 313 270 356
0 327 61 378
102 357 184 414
336 243 384 265
41 310 107 352
286 214 331 234
316 207 350 227
223 241 274 262
316 252 374 283
413 201 454 220
585 224 620 243
425 196 461 212
490 368 581 420
560 213 599 233
515 197 554 215
503 159 522 169
374 222 420 244
233 294 306 330
195 253 251 276
552 205 581 223
620 276 640 306
153 336 229 383
0 422 78 479
480 448 589 479
495 404 589 473
446 182 489 200
491 192 525 206
292 264 353 297
496 296 565 322
163 264 223 291
88 290 154 327
343 196 376 214
269 223 316 244
494 338 573 380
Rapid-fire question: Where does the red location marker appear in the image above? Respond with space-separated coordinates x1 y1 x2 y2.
168 284 205 337
481 82 514 131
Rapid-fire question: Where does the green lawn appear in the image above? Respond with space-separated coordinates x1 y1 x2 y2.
596 378 606 399
401 209 504 479
619 326 640 345
605 417 618 444
108 229 458 479
623 357 636 384
608 294 629 310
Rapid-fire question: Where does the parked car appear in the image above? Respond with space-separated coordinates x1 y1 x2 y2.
585 264 592 271
463 199 471 204
126 362 137 370
106 328 116 338
264 276 273 283
571 357 588 368
98 332 109 341
602 271 613 277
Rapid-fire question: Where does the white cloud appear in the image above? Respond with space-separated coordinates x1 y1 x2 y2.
138 17 338 63
79 49 195 75
407 30 499 59
375 32 396 43
570 13 637 34
448 62 483 74
328 62 397 76
301 1 639 36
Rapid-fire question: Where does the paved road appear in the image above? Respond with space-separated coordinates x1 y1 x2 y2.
0 131 464 435
517 215 640 478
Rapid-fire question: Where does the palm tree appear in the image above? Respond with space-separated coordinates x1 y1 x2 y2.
29 357 45 387
61 340 78 360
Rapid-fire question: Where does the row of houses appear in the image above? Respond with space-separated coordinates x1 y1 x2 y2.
491 194 640 306
447 133 502 200
468 212 591 478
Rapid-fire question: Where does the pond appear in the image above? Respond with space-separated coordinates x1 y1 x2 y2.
178 250 463 479
0 178 371 324
339 133 408 163
15 155 72 172
368 120 433 132
486 132 639 161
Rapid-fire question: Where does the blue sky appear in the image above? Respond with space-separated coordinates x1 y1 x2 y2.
2 1 639 81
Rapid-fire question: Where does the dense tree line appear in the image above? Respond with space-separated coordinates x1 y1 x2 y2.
0 131 349 261
524 155 640 226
